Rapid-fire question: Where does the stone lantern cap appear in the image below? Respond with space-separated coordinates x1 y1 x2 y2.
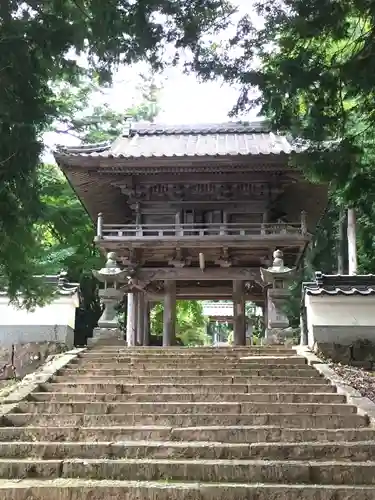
92 252 129 284
260 249 295 285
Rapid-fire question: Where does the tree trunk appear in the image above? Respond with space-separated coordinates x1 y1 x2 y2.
347 207 357 275
337 207 345 274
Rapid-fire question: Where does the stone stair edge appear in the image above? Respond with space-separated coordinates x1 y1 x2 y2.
1 457 375 464
0 347 86 411
5 413 368 429
0 477 374 491
297 347 375 426
1 457 375 485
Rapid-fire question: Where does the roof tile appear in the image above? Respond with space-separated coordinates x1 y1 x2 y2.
55 122 299 159
304 272 375 296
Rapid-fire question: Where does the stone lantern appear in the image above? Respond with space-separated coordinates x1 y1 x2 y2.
91 252 128 344
260 249 295 342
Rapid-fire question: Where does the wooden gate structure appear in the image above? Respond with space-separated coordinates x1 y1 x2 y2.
55 121 327 345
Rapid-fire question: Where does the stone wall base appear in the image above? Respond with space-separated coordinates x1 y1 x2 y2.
264 327 300 345
314 339 375 369
310 325 375 346
0 325 74 347
0 342 68 380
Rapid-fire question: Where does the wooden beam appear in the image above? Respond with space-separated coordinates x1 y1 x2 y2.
113 172 296 185
99 234 309 250
149 294 263 301
137 267 260 281
147 287 262 297
175 287 244 296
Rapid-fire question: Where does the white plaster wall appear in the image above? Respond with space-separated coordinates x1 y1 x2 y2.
305 294 375 346
0 294 78 346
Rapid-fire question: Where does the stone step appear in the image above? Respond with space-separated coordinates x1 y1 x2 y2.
27 392 347 404
76 353 305 360
51 375 327 384
16 401 357 415
173 425 375 443
39 382 336 394
1 341 369 498
4 412 368 428
1 440 375 461
80 347 298 359
60 368 319 378
84 347 296 353
0 457 375 484
79 353 297 362
1 479 375 500
72 359 308 369
2 425 375 444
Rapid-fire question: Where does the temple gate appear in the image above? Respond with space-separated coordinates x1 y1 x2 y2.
55 121 327 345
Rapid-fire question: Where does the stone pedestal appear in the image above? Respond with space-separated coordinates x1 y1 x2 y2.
89 327 124 346
267 288 289 327
260 249 295 344
98 288 123 328
92 252 127 345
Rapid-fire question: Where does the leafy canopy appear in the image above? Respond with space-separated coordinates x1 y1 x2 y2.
0 0 233 303
193 0 375 274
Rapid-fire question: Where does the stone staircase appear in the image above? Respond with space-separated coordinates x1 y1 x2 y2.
0 345 375 498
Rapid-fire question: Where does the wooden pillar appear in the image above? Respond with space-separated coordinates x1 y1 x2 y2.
233 280 246 345
133 293 139 343
143 301 151 346
163 281 176 346
126 293 137 346
262 301 268 339
175 211 183 236
137 293 145 346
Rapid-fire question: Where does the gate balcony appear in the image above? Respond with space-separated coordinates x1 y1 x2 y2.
95 214 309 249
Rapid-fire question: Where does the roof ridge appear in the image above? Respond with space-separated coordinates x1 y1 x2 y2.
129 121 271 137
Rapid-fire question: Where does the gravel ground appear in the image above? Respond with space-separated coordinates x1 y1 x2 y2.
329 363 375 402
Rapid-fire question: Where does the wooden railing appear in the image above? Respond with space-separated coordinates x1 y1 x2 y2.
97 218 307 239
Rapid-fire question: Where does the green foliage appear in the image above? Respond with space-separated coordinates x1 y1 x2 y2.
31 77 163 339
150 301 210 346
51 73 162 143
0 0 233 304
193 0 375 275
36 163 102 275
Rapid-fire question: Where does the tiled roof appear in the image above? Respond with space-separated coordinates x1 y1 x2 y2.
304 272 375 296
0 273 79 297
55 121 299 160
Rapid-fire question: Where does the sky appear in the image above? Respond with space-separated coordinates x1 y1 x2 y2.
105 0 259 126
113 64 248 125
